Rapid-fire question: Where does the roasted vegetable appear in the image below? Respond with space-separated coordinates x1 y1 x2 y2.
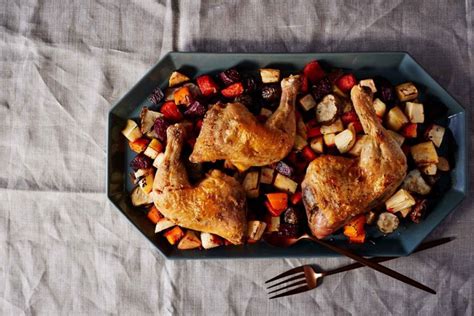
242 170 260 198
424 124 445 148
386 106 409 131
140 107 163 137
310 136 324 154
129 138 150 153
377 212 399 234
130 153 153 172
366 211 377 225
247 221 267 241
174 86 193 106
411 141 439 165
219 68 241 86
153 117 170 143
177 230 202 250
137 171 154 194
320 118 344 134
336 74 357 93
400 123 417 138
348 135 369 156
323 133 336 147
274 173 298 194
290 191 302 205
164 86 179 101
385 189 416 213
307 127 322 139
130 185 154 207
259 68 280 83
160 101 183 122
196 75 219 96
122 119 143 142
420 163 437 176
275 223 300 238
299 94 317 111
386 130 405 146
143 139 163 159
201 233 223 249
147 205 162 224
405 102 424 123
260 167 275 184
395 82 418 102
184 100 207 118
148 86 164 104
343 215 366 243
303 60 325 83
266 193 288 215
293 134 308 151
163 226 185 245
261 84 281 102
155 218 175 233
275 161 294 177
311 77 332 101
359 79 377 93
301 146 317 162
437 157 450 172
265 216 281 232
402 169 431 195
373 98 386 117
410 199 428 223
335 125 356 153
316 94 341 125
221 82 244 98
374 77 396 105
169 71 190 87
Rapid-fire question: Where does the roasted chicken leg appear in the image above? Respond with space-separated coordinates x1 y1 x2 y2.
302 85 407 239
189 75 301 170
152 124 247 244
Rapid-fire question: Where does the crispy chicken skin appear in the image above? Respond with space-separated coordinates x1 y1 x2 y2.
302 85 407 239
189 75 301 170
152 124 247 244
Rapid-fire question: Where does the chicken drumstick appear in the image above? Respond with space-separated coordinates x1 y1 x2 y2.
302 85 407 239
152 124 247 244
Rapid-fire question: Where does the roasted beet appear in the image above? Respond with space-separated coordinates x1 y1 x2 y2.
243 75 258 93
148 87 164 105
153 117 170 142
234 94 253 108
410 199 428 223
374 77 396 106
261 84 281 102
275 223 300 238
311 77 332 102
184 100 207 118
130 153 152 171
276 161 294 177
283 207 299 224
219 68 241 86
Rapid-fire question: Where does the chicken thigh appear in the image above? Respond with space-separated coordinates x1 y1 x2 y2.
152 124 247 244
189 75 301 171
302 85 407 239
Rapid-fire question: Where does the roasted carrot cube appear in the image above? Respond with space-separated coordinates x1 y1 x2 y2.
160 101 183 122
163 226 185 245
266 193 288 213
221 82 244 98
303 60 325 84
129 138 150 153
265 200 285 217
174 86 193 106
147 205 163 224
290 191 302 205
343 215 366 238
348 233 366 244
401 123 417 138
196 75 219 97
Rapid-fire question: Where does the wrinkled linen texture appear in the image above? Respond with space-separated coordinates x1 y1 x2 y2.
1 0 473 315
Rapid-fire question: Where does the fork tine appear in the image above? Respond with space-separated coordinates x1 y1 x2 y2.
266 273 305 290
269 285 310 299
265 266 305 283
267 279 307 295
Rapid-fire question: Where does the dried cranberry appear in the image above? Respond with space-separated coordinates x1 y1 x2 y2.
184 100 207 118
129 153 152 171
261 84 281 102
153 117 169 142
311 77 332 101
219 68 241 86
276 223 300 238
148 87 164 104
234 94 253 108
276 161 294 177
283 207 299 224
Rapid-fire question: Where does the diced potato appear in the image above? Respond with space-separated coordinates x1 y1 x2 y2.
386 106 409 131
310 136 324 154
385 189 416 213
348 135 370 156
332 84 347 98
259 68 280 83
373 98 386 117
402 169 431 195
274 174 298 194
138 172 154 194
420 163 437 176
323 133 336 147
316 94 341 125
140 107 163 137
299 94 317 111
265 216 280 232
297 117 307 139
260 107 273 118
437 157 450 172
377 212 400 234
164 226 185 245
425 124 445 148
177 230 202 250
321 118 344 134
243 171 260 198
260 167 275 184
360 79 377 93
411 141 439 165
131 186 154 206
155 218 175 233
335 126 356 154
169 71 190 87
405 102 424 123
121 119 143 142
395 82 418 102
386 130 405 146
293 134 308 151
247 220 267 241
399 207 412 218
144 139 164 159
201 233 223 249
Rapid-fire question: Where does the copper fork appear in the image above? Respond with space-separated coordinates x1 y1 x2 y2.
265 237 454 299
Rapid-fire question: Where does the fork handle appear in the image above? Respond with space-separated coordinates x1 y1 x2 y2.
323 237 454 277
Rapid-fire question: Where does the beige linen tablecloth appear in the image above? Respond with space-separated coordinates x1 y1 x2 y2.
1 1 473 314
